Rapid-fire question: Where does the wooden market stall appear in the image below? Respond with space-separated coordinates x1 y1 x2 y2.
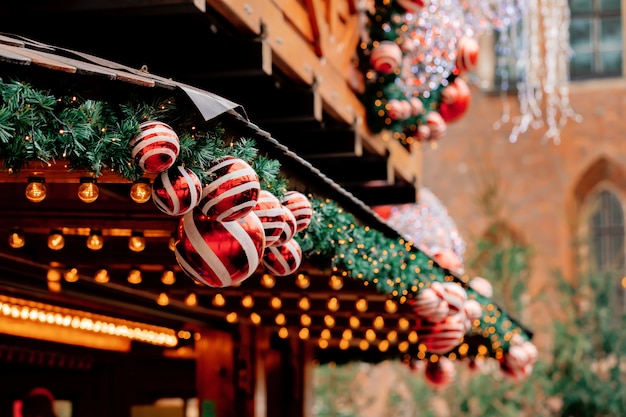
0 2 534 417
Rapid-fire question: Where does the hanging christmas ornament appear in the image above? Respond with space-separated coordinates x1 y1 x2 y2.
432 248 464 272
468 276 493 298
274 205 298 246
395 0 426 14
386 99 413 121
438 77 471 123
262 238 303 277
499 343 534 381
414 313 466 354
424 111 447 140
409 97 425 116
174 211 265 287
462 299 482 322
409 286 449 323
455 35 480 73
198 156 260 222
280 191 313 233
431 281 468 315
129 120 180 173
253 190 297 247
425 357 456 388
151 165 202 216
369 41 404 74
480 0 524 31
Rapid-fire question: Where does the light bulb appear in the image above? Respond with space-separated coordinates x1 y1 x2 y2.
327 296 340 312
130 178 151 203
47 229 65 250
157 292 169 306
329 274 343 290
295 273 310 289
94 268 109 283
184 292 198 307
241 293 254 308
78 177 99 203
8 228 25 248
127 268 142 284
260 273 276 288
128 231 146 252
25 177 47 203
160 270 176 285
64 267 79 282
168 233 177 251
86 230 104 250
355 297 368 312
298 296 311 311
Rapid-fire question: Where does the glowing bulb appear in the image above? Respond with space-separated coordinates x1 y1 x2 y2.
64 267 79 282
25 177 46 203
160 270 176 285
298 296 311 311
241 294 254 308
278 327 289 338
327 296 340 312
300 314 311 327
127 268 142 284
261 273 276 288
47 229 65 250
349 316 360 329
184 292 198 307
275 313 286 325
8 228 25 248
359 340 369 350
86 230 104 250
94 268 109 283
129 178 151 203
269 295 282 309
324 315 335 328
212 293 226 307
168 232 176 251
250 312 261 325
342 329 353 340
355 297 368 312
77 178 99 203
384 299 398 313
373 316 385 330
298 328 310 340
295 273 310 289
398 318 410 331
328 274 343 290
128 231 146 252
157 292 169 306
365 329 377 341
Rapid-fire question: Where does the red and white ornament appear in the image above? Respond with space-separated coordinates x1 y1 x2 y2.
425 357 456 388
425 112 447 140
463 299 483 322
417 124 431 141
439 77 471 123
432 248 464 272
468 276 494 298
274 205 298 246
500 343 535 381
415 314 466 354
198 156 260 222
431 282 468 316
386 99 413 121
262 238 303 276
253 190 288 247
396 0 426 14
280 191 312 233
175 211 265 288
409 97 424 116
130 120 180 173
455 36 480 73
370 41 403 74
410 286 449 323
151 166 202 216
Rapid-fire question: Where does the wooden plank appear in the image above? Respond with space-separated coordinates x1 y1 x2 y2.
0 43 77 73
272 0 315 43
304 0 326 56
0 46 31 65
0 34 25 47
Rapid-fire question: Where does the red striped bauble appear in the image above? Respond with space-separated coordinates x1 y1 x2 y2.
130 120 180 173
468 276 493 298
151 166 202 216
438 77 471 123
174 211 266 287
500 344 534 381
431 282 468 316
198 156 260 222
253 190 296 247
396 0 425 14
262 238 303 276
369 41 403 74
414 314 466 354
455 36 480 73
425 112 447 140
280 191 312 233
274 205 297 247
409 286 449 323
425 357 456 388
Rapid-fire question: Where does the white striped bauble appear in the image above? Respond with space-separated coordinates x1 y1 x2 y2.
500 344 534 381
468 276 493 298
130 120 180 173
198 156 260 222
414 314 466 354
455 36 480 73
425 357 456 389
432 282 468 316
151 166 202 216
174 210 266 288
252 190 285 247
425 112 447 140
462 299 483 322
274 205 297 247
280 191 312 233
369 40 403 74
262 238 303 277
409 286 449 323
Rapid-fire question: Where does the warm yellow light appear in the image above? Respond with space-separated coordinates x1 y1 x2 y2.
318 339 329 349
8 228 26 249
298 296 311 311
378 340 390 352
128 231 146 252
373 316 385 330
47 268 62 282
328 274 343 290
387 330 398 342
398 341 409 352
349 316 360 329
327 296 340 312
342 329 353 340
212 293 226 307
384 299 398 313
225 312 238 323
278 327 289 338
94 268 110 283
241 293 254 308
47 230 65 250
339 339 350 350
86 230 104 250
47 281 62 293
157 292 169 306
261 273 276 288
161 270 176 285
300 314 312 327
269 295 282 309
324 315 335 328
320 329 331 339
298 328 310 340
408 331 418 343
25 177 47 203
275 313 286 325
168 233 176 252
77 178 99 203
64 267 79 283
359 340 369 350
355 297 368 312
398 317 410 331
296 273 310 289
365 329 377 341
250 312 261 325
127 268 142 284
130 179 152 203
184 292 198 307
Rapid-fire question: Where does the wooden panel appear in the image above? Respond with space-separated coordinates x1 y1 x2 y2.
0 43 76 73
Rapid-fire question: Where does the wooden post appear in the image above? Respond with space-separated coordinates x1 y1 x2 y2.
195 327 235 417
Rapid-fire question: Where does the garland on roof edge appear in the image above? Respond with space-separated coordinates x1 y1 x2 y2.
0 77 534 380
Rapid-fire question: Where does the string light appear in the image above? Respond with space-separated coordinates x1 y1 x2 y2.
25 177 47 203
129 178 151 203
77 177 99 203
86 229 104 251
269 295 282 309
184 292 198 307
94 268 110 283
127 268 142 284
8 228 26 249
160 270 176 285
157 292 169 306
355 297 368 312
47 229 65 250
241 293 254 308
128 231 146 252
327 296 340 312
328 274 343 290
212 293 226 307
261 273 276 288
295 273 310 289
64 267 79 283
250 312 261 325
298 295 311 311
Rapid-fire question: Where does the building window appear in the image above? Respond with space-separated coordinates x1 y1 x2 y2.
569 0 622 79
